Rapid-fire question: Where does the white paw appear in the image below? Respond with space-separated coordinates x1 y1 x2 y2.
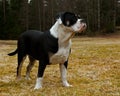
34 85 42 90
66 84 73 87
34 77 43 90
63 81 73 87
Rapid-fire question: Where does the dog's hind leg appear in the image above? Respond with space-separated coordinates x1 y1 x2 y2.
17 53 26 80
59 61 72 87
16 40 27 80
26 55 36 80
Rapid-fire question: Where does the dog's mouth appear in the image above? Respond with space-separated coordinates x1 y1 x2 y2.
77 23 87 33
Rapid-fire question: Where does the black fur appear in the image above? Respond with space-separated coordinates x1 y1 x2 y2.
8 49 17 56
8 30 58 77
8 30 58 61
55 12 78 27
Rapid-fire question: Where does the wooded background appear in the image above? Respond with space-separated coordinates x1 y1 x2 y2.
0 0 120 39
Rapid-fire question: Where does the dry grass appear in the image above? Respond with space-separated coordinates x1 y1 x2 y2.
0 37 120 96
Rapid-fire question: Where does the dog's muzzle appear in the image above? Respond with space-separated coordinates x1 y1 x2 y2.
81 20 87 29
78 19 87 33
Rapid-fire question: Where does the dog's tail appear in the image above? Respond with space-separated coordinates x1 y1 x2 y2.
8 49 18 56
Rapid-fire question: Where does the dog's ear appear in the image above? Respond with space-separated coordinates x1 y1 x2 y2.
55 12 65 24
55 12 65 20
55 12 69 26
58 18 62 24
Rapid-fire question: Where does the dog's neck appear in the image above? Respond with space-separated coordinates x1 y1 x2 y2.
50 21 75 43
50 21 59 38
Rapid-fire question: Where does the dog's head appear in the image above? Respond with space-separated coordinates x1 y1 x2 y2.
56 12 86 33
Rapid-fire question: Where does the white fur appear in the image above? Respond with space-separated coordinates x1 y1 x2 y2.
51 18 86 37
60 64 72 87
34 77 43 89
50 19 72 64
50 18 86 64
72 19 86 32
50 44 71 64
50 18 62 38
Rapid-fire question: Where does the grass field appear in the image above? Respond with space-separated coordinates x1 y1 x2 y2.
0 36 120 96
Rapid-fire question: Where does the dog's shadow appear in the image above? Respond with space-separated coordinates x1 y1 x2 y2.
0 76 63 90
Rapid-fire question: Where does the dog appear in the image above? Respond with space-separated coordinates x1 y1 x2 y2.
8 12 86 89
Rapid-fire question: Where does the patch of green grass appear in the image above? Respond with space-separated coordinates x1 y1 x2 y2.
0 37 120 96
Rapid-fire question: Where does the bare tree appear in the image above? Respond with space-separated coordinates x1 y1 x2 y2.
19 0 29 30
97 0 100 31
37 0 41 30
26 0 29 30
3 0 6 24
113 0 117 31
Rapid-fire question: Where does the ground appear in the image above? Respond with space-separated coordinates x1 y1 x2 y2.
0 34 120 96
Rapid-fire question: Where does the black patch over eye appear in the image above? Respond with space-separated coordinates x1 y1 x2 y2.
61 12 77 27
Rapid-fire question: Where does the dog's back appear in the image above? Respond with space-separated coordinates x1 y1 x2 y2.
9 30 58 60
19 30 45 60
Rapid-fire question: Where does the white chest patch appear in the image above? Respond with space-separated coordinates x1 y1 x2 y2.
50 47 70 64
49 20 73 64
49 39 71 64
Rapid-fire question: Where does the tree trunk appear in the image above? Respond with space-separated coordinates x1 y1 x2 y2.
26 0 29 30
38 0 41 30
3 0 6 24
113 0 117 32
97 0 100 31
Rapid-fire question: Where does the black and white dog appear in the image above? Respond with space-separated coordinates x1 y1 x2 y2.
8 12 86 89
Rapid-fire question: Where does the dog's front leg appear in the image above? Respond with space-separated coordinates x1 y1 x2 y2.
34 60 46 89
59 61 72 87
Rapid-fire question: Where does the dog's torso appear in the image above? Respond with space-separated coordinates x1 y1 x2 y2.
19 30 71 64
18 30 58 62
